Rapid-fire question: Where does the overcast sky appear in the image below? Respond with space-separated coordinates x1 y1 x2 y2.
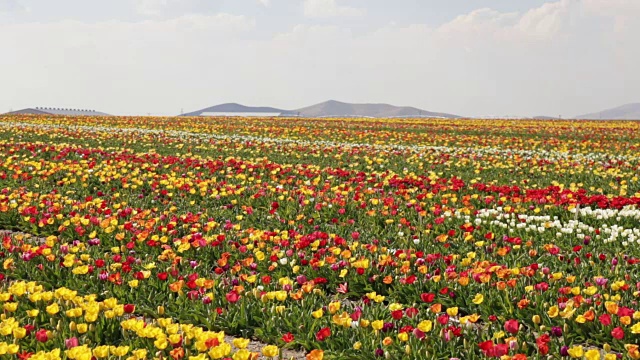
1 0 638 117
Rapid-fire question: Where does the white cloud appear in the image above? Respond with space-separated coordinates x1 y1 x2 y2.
257 0 270 7
134 0 222 17
135 0 175 16
303 0 364 18
0 13 255 115
516 0 576 37
0 0 27 14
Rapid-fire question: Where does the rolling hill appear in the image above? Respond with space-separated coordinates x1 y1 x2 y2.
576 103 640 120
181 103 297 116
180 100 460 118
294 100 459 118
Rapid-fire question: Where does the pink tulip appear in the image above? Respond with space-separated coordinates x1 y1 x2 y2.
65 337 79 349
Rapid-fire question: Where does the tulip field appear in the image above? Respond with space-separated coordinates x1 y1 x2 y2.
1 115 640 360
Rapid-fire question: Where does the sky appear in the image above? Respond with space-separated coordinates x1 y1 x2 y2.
1 0 639 117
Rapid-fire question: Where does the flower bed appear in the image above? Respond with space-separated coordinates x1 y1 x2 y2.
0 115 639 359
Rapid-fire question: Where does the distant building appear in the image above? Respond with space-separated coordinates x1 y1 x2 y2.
3 107 110 116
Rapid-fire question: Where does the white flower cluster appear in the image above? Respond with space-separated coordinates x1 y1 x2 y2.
600 224 640 246
572 206 640 221
462 206 640 246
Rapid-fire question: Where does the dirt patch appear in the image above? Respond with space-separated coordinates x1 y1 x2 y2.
222 335 308 360
0 229 46 244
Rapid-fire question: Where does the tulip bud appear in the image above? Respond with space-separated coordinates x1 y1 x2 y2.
532 315 541 325
158 306 165 315
604 343 611 352
69 321 76 331
405 345 411 355
509 340 519 351
560 346 569 356
564 323 569 333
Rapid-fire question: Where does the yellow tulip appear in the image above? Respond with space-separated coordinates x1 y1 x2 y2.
584 349 600 360
111 346 129 357
92 346 110 358
233 338 250 349
328 301 341 314
417 320 433 333
472 293 484 305
12 327 27 339
3 303 17 312
261 345 279 358
154 337 168 350
46 303 60 315
232 349 251 360
7 344 19 355
76 323 88 334
567 346 583 358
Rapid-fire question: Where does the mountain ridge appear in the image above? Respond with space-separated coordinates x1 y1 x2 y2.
180 100 460 118
181 103 298 116
576 103 640 120
294 100 459 118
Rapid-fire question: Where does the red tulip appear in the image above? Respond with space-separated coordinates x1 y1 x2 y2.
391 310 403 320
315 327 331 341
598 314 611 326
611 327 625 340
420 293 435 303
405 307 419 318
437 314 449 325
479 340 494 352
226 291 240 303
35 329 48 343
504 319 519 334
282 332 294 343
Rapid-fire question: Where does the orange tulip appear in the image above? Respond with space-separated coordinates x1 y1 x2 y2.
306 349 324 360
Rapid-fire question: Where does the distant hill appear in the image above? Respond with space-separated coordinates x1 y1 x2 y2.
576 103 640 120
180 100 460 118
181 103 297 116
294 100 459 118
